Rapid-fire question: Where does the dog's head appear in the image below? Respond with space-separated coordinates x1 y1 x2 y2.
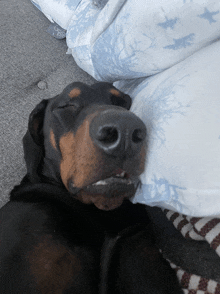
23 82 147 210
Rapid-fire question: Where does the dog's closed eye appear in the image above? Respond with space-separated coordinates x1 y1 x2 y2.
53 101 83 118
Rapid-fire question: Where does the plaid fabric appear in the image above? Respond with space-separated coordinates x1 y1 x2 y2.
164 210 220 294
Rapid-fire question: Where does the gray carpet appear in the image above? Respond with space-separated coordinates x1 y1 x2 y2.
0 0 95 207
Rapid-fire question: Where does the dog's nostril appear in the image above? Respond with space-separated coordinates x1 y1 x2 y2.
97 127 119 144
132 129 145 144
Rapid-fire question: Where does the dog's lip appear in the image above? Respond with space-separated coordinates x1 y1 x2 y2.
91 174 132 187
72 169 140 210
70 169 139 195
88 169 133 187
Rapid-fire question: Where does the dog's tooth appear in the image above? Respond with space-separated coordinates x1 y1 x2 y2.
120 171 125 177
92 180 107 186
116 171 125 178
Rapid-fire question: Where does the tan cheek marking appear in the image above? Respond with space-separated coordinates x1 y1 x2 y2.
50 130 57 150
59 115 102 190
110 88 121 97
59 109 105 190
73 118 102 188
27 235 81 294
68 88 81 98
59 132 76 190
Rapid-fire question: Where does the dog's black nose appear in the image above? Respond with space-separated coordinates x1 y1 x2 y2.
90 109 147 157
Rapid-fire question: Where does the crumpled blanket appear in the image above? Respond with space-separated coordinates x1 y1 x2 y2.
171 262 220 294
164 210 220 294
31 0 220 217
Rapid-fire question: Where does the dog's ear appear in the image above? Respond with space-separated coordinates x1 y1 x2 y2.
23 99 48 183
28 99 48 145
91 82 132 110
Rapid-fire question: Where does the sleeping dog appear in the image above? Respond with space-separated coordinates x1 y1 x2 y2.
0 82 182 293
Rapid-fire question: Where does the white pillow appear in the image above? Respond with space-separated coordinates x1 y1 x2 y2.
66 0 220 80
114 40 220 217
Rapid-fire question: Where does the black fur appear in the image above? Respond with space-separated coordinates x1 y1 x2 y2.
0 82 183 293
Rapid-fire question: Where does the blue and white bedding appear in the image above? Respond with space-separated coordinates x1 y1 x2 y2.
31 0 220 217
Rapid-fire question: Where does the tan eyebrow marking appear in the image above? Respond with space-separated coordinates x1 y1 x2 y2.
109 88 121 97
68 88 81 98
